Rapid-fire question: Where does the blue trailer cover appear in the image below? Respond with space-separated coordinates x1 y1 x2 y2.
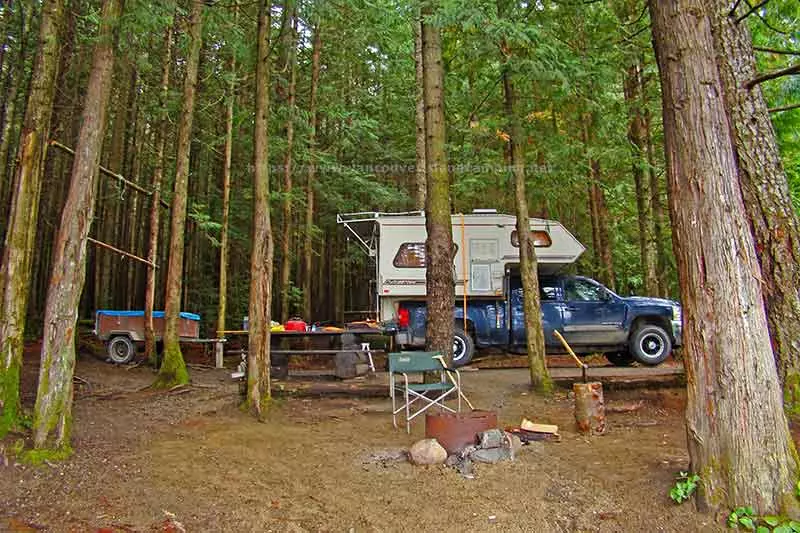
96 310 201 321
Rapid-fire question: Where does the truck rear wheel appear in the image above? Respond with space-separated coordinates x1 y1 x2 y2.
452 330 475 367
629 325 671 365
107 336 136 364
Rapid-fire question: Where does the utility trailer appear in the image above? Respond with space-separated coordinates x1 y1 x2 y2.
94 310 201 364
338 210 681 366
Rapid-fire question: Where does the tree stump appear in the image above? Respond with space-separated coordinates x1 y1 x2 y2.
573 381 606 435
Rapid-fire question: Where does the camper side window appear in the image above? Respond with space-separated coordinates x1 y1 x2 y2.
510 230 552 248
394 243 426 268
393 242 459 268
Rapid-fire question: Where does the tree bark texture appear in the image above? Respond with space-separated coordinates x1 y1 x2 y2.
588 158 615 291
502 68 552 393
144 20 172 364
421 5 454 362
218 8 236 339
649 0 799 515
32 0 121 451
246 0 273 419
302 23 321 322
155 0 204 388
0 0 63 437
278 4 296 324
414 14 426 211
709 0 800 412
643 103 669 298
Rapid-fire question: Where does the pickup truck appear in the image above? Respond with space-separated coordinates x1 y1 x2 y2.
385 274 682 367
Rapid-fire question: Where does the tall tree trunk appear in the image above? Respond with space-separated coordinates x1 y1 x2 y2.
0 3 33 214
502 66 551 392
643 103 668 297
246 0 273 418
302 23 321 321
623 63 657 295
125 90 142 310
144 20 172 363
32 0 121 451
278 3 296 324
217 5 236 340
590 162 615 291
155 0 204 388
649 0 799 515
414 14 426 211
710 0 800 412
421 4 454 362
0 0 63 438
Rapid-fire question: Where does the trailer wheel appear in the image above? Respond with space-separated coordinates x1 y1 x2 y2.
452 330 475 367
107 336 136 364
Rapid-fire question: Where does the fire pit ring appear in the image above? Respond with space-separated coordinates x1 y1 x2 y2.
425 410 498 454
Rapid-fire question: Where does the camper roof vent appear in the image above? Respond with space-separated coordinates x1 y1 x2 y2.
471 208 498 214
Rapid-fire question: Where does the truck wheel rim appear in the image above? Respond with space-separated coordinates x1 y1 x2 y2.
639 333 664 360
453 336 466 362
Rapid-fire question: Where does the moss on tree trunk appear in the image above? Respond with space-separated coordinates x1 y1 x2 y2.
421 3 455 363
0 0 64 439
33 0 121 451
500 49 552 393
155 0 204 389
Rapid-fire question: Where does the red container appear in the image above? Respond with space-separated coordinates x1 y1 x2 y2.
284 318 308 332
425 410 498 454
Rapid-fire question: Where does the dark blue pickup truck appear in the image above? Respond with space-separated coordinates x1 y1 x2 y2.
386 274 682 367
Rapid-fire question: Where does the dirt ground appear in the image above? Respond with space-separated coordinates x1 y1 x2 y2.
0 346 725 532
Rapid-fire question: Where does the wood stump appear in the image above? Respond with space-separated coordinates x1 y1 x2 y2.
573 381 606 435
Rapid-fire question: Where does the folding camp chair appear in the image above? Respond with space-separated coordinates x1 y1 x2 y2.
389 351 462 433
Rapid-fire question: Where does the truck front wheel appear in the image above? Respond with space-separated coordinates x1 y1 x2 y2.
452 330 475 367
629 325 671 365
107 335 136 364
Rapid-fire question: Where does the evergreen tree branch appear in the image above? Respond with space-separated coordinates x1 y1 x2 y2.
754 46 800 56
769 102 800 114
745 63 800 89
734 0 770 24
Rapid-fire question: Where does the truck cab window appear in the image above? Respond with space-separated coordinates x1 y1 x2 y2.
540 283 559 301
564 279 603 302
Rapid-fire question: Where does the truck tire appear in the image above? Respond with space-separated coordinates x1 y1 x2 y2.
107 336 136 364
452 330 475 367
629 325 671 365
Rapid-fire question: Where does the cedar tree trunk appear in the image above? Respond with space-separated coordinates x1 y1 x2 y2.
421 4 455 362
0 0 63 437
155 0 204 388
414 14 426 211
709 0 800 412
649 0 799 514
32 0 121 451
502 68 551 392
144 20 172 363
302 23 321 321
246 0 274 419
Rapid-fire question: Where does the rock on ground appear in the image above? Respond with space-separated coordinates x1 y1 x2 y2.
409 439 448 465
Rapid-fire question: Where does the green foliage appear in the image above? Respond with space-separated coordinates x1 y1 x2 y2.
726 482 800 531
670 471 700 504
727 505 800 532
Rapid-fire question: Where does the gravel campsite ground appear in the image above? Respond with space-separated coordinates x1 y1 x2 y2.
1 346 727 532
